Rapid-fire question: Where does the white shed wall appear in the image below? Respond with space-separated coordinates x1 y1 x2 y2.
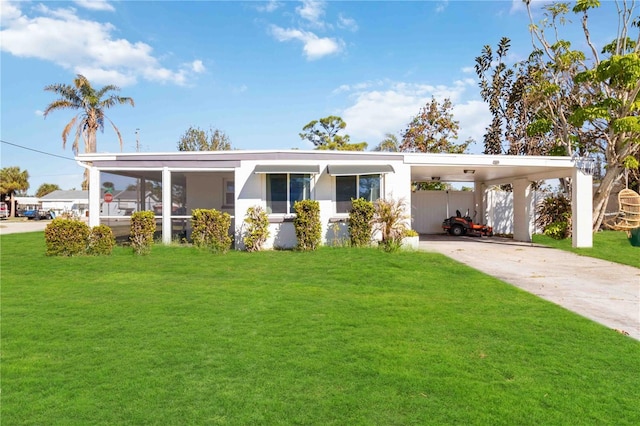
411 191 475 234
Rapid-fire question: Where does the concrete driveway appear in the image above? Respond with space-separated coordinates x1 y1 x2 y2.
420 234 640 341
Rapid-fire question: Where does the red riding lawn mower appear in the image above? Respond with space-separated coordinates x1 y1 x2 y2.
442 210 493 237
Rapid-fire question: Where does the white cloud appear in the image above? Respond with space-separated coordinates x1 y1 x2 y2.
34 110 44 117
338 80 490 147
74 0 115 12
510 0 554 15
256 0 282 13
0 3 204 87
296 0 326 27
232 84 248 94
435 1 449 13
191 60 206 73
270 25 343 60
332 80 384 95
452 100 491 145
337 13 358 32
0 1 21 24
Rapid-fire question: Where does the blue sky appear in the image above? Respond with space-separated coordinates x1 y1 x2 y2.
0 0 622 192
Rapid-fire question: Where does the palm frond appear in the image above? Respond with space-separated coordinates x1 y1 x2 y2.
62 116 79 149
107 116 125 151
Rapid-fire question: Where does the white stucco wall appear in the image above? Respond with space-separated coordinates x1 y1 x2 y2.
233 159 412 250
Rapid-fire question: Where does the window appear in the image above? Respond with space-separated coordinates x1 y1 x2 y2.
266 174 311 214
335 174 381 214
224 179 234 207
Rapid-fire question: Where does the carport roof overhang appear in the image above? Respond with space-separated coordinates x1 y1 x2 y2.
405 153 576 185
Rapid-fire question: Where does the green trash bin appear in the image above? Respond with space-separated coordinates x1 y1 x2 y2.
630 228 640 247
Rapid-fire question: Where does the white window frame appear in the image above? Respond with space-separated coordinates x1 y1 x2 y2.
223 178 234 208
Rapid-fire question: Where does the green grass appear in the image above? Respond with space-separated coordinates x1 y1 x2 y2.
533 230 640 268
2 232 639 425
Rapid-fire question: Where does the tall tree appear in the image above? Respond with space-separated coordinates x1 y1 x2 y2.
43 74 134 189
0 167 29 218
475 37 552 156
177 126 232 151
373 133 400 152
36 183 61 198
399 97 471 153
524 0 640 230
299 116 367 151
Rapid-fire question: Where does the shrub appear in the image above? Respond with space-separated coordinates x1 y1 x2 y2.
536 194 571 240
373 198 410 252
88 224 116 256
544 217 571 240
44 218 91 256
349 198 375 247
243 206 270 252
293 199 321 251
130 211 156 255
403 229 419 237
191 208 232 253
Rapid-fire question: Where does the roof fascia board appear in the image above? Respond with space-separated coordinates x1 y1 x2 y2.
482 169 575 186
404 154 574 168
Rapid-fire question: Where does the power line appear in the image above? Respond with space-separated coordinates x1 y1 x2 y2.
1 139 76 161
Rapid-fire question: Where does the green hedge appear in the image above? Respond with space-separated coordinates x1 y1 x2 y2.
243 206 270 252
349 198 375 247
44 219 91 256
88 224 116 256
191 209 232 253
130 211 156 255
293 200 321 251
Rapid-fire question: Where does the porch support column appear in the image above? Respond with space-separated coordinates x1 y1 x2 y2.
572 168 593 248
513 178 532 242
162 167 172 245
139 177 146 211
88 166 100 228
474 182 486 224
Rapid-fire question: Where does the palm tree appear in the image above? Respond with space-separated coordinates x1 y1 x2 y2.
373 133 400 152
43 75 134 187
0 167 30 218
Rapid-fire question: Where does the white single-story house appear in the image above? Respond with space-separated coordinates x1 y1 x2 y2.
40 190 89 217
76 150 593 248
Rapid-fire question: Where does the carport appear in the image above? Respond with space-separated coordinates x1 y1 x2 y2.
406 153 592 248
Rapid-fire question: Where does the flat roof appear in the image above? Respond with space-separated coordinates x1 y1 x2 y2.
77 150 577 184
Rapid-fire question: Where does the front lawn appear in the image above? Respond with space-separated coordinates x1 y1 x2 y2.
533 230 639 268
2 232 639 424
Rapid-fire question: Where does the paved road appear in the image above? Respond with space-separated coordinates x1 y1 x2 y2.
0 220 52 235
421 235 640 341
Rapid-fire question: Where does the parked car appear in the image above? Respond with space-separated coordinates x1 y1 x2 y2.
0 203 9 219
22 209 52 220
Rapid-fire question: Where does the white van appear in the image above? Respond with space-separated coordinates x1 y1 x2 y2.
0 203 9 219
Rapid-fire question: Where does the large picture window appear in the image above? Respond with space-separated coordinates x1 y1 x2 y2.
267 174 312 214
336 174 381 213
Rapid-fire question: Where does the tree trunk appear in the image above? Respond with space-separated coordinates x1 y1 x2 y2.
9 192 16 218
592 164 622 231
